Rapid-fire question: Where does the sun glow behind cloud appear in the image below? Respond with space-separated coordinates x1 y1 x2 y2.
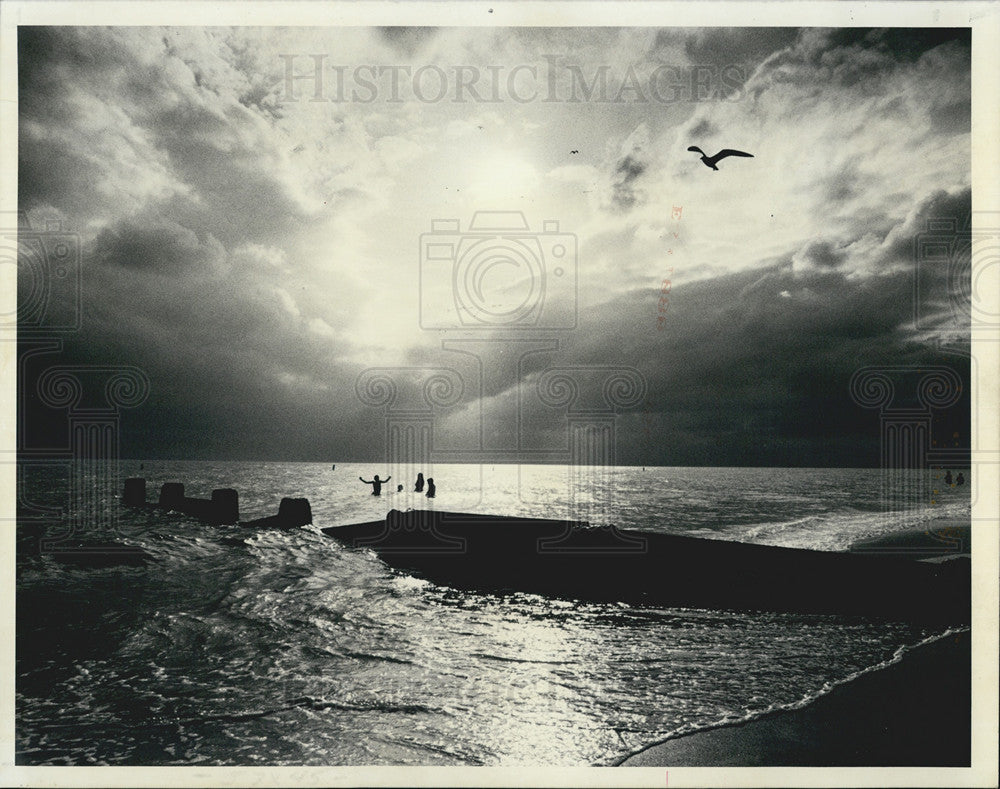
468 151 541 203
14 25 974 462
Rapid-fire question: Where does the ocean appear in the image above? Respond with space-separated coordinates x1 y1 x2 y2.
15 462 971 766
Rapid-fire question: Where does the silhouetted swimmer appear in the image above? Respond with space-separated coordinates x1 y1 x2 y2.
425 478 436 498
359 474 390 496
956 472 965 485
945 470 953 485
415 473 425 492
397 484 404 492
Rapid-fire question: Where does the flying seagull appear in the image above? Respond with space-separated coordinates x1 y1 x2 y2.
687 146 754 170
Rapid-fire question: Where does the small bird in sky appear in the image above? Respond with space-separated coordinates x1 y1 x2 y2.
687 146 754 170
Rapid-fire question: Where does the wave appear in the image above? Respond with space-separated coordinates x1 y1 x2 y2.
733 499 971 552
18 695 442 735
470 651 570 666
342 650 416 666
368 732 488 766
280 695 441 716
613 625 970 765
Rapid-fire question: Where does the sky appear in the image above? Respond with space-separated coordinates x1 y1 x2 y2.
16 25 973 465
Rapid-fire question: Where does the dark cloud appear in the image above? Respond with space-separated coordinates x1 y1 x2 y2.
17 26 323 244
15 26 971 465
748 27 971 101
18 135 97 216
647 27 800 72
20 329 378 461
930 97 971 136
436 261 969 467
18 28 86 125
818 157 870 204
569 266 966 466
793 239 847 270
832 28 970 62
20 228 369 459
94 217 226 275
443 187 972 467
15 27 377 460
758 34 894 94
879 187 970 267
610 154 646 210
918 42 971 137
604 124 650 212
687 118 717 140
680 28 801 68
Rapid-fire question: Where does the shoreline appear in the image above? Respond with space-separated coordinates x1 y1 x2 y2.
617 629 971 767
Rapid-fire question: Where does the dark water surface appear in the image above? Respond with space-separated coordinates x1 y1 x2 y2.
16 462 969 765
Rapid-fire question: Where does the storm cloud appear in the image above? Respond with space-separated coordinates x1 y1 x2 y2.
16 26 972 465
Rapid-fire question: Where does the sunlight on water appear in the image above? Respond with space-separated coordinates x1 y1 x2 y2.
16 462 969 765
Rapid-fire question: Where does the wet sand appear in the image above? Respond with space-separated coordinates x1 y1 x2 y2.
618 631 970 766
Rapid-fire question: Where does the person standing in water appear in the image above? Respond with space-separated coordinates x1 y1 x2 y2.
359 474 390 496
945 470 953 485
956 472 965 485
425 478 436 498
415 473 425 492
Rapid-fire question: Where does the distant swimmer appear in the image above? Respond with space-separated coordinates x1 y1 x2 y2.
956 472 965 485
426 478 436 498
397 484 404 492
687 145 754 171
415 472 425 492
359 474 391 496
